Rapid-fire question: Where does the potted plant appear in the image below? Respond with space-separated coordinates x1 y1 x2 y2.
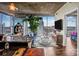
23 15 41 37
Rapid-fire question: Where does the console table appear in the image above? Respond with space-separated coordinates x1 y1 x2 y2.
0 42 28 49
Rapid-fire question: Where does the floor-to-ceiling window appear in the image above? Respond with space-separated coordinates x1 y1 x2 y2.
42 16 55 34
12 17 24 34
33 16 56 47
0 13 13 34
2 13 11 34
0 13 2 34
67 16 77 36
0 12 24 34
13 17 23 26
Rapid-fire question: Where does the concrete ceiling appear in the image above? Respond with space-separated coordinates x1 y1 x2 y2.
0 2 65 17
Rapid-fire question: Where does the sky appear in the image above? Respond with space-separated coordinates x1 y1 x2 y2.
42 16 55 26
67 16 77 27
2 14 11 27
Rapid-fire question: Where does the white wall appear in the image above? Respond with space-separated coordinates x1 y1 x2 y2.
55 2 79 20
55 2 79 55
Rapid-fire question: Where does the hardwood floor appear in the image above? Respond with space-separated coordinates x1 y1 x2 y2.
43 37 77 56
65 37 77 56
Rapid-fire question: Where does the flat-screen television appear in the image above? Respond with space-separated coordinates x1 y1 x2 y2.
55 19 63 30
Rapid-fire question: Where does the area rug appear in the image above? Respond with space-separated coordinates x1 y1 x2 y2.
23 48 44 56
33 35 56 47
13 48 26 56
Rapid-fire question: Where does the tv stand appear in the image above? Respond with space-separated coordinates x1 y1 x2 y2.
56 35 63 48
56 30 63 48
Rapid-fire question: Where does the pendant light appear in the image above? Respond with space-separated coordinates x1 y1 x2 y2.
8 3 16 11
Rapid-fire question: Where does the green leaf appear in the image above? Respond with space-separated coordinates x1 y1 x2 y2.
22 15 41 32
